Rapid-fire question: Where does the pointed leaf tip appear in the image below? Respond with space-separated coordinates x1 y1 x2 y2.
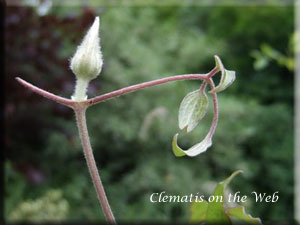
221 170 243 186
214 55 224 72
188 170 262 225
70 16 103 81
205 170 243 225
172 134 186 157
210 56 236 93
228 206 263 225
172 133 212 157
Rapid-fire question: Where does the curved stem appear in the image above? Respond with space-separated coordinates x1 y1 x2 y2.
208 66 219 79
16 66 221 223
74 104 116 225
86 73 210 106
16 67 219 108
207 78 219 139
15 77 74 107
199 80 207 93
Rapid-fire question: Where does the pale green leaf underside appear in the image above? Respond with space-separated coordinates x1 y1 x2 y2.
214 55 225 72
178 89 209 133
172 133 212 157
228 206 262 225
205 170 243 225
210 55 236 93
189 200 208 224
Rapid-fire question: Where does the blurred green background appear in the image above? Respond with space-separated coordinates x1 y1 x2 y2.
4 3 294 224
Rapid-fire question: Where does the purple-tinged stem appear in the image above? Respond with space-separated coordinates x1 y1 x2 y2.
208 66 219 79
199 81 207 93
86 73 211 106
16 67 219 108
207 78 219 139
15 77 74 107
16 66 220 225
74 104 116 225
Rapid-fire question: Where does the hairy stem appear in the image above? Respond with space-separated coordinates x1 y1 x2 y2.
16 66 220 224
72 78 89 102
15 77 74 107
16 67 219 108
86 70 217 106
74 104 116 225
199 80 207 93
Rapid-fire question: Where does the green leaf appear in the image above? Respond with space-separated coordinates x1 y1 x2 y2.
189 200 208 224
205 170 243 225
188 171 262 225
172 133 212 157
228 206 262 225
210 55 236 93
214 54 225 72
178 89 209 133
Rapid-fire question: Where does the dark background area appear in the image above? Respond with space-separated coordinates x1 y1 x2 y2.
4 3 294 224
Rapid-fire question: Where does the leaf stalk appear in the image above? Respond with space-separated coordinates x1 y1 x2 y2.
16 66 219 224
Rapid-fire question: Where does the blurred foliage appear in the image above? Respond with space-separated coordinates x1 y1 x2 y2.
5 4 294 224
251 33 295 72
9 190 69 222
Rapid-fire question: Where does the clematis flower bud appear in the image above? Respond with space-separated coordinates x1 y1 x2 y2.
70 17 103 101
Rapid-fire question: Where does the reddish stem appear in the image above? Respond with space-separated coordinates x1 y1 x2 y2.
74 104 116 224
199 81 207 93
86 73 209 106
15 77 74 107
16 66 221 225
16 67 219 108
207 78 219 139
208 66 219 79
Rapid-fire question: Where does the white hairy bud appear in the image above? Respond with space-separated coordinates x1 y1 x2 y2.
70 17 103 101
71 17 103 80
